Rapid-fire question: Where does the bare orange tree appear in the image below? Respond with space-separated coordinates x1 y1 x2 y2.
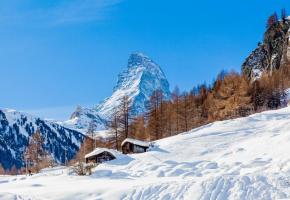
0 164 5 175
24 129 49 173
107 108 120 150
118 95 132 139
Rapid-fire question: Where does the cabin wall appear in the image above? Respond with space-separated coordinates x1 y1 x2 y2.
134 145 147 153
122 143 132 154
122 142 148 154
86 152 115 164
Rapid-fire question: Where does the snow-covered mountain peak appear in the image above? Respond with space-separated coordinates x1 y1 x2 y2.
128 52 167 78
127 52 155 69
97 52 170 118
128 52 149 64
113 52 167 91
66 52 170 133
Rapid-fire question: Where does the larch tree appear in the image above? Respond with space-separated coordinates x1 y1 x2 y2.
87 121 97 150
146 90 165 140
162 101 174 137
118 95 132 139
107 108 121 150
171 86 181 133
0 164 5 175
129 115 147 140
178 92 192 132
73 137 93 163
24 129 47 173
9 165 18 175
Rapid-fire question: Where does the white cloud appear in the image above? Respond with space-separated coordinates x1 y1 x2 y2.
0 0 122 25
52 0 122 24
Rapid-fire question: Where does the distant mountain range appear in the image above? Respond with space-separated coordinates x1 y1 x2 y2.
0 109 84 170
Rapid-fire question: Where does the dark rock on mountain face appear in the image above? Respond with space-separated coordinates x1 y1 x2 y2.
0 109 85 170
242 20 290 79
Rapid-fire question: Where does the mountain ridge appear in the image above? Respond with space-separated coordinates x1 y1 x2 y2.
0 108 85 170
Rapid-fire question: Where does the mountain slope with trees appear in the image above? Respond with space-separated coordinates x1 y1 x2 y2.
126 10 290 142
0 109 85 171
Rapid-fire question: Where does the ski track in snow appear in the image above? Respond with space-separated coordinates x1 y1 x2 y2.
1 108 290 199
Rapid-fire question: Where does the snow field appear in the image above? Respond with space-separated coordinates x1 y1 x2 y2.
0 107 290 199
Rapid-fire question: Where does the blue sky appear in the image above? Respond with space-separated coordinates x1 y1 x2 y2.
0 0 289 120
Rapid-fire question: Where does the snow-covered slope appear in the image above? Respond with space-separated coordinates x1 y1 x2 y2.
0 109 85 170
1 107 289 199
65 52 170 133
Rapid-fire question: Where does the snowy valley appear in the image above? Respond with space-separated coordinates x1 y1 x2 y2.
0 107 289 199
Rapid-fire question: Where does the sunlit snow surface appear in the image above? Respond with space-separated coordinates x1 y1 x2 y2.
1 107 290 200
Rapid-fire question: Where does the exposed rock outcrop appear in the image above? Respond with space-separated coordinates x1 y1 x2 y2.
242 20 290 79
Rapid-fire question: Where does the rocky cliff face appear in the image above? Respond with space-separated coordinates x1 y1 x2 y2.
66 52 171 133
0 109 84 170
242 19 290 79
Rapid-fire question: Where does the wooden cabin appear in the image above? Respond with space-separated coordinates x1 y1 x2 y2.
121 138 150 154
85 148 118 164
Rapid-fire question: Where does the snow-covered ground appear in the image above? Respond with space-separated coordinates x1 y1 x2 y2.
1 107 290 200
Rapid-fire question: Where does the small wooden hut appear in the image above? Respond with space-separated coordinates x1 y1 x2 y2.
85 148 119 164
121 138 150 154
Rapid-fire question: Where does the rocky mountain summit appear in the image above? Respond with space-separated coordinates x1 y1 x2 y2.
96 52 170 118
242 18 290 79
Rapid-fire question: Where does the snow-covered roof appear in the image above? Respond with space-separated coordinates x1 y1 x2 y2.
121 138 150 147
85 148 121 159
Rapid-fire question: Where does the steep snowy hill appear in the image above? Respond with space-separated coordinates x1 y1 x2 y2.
1 107 289 199
0 109 85 170
65 52 170 133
